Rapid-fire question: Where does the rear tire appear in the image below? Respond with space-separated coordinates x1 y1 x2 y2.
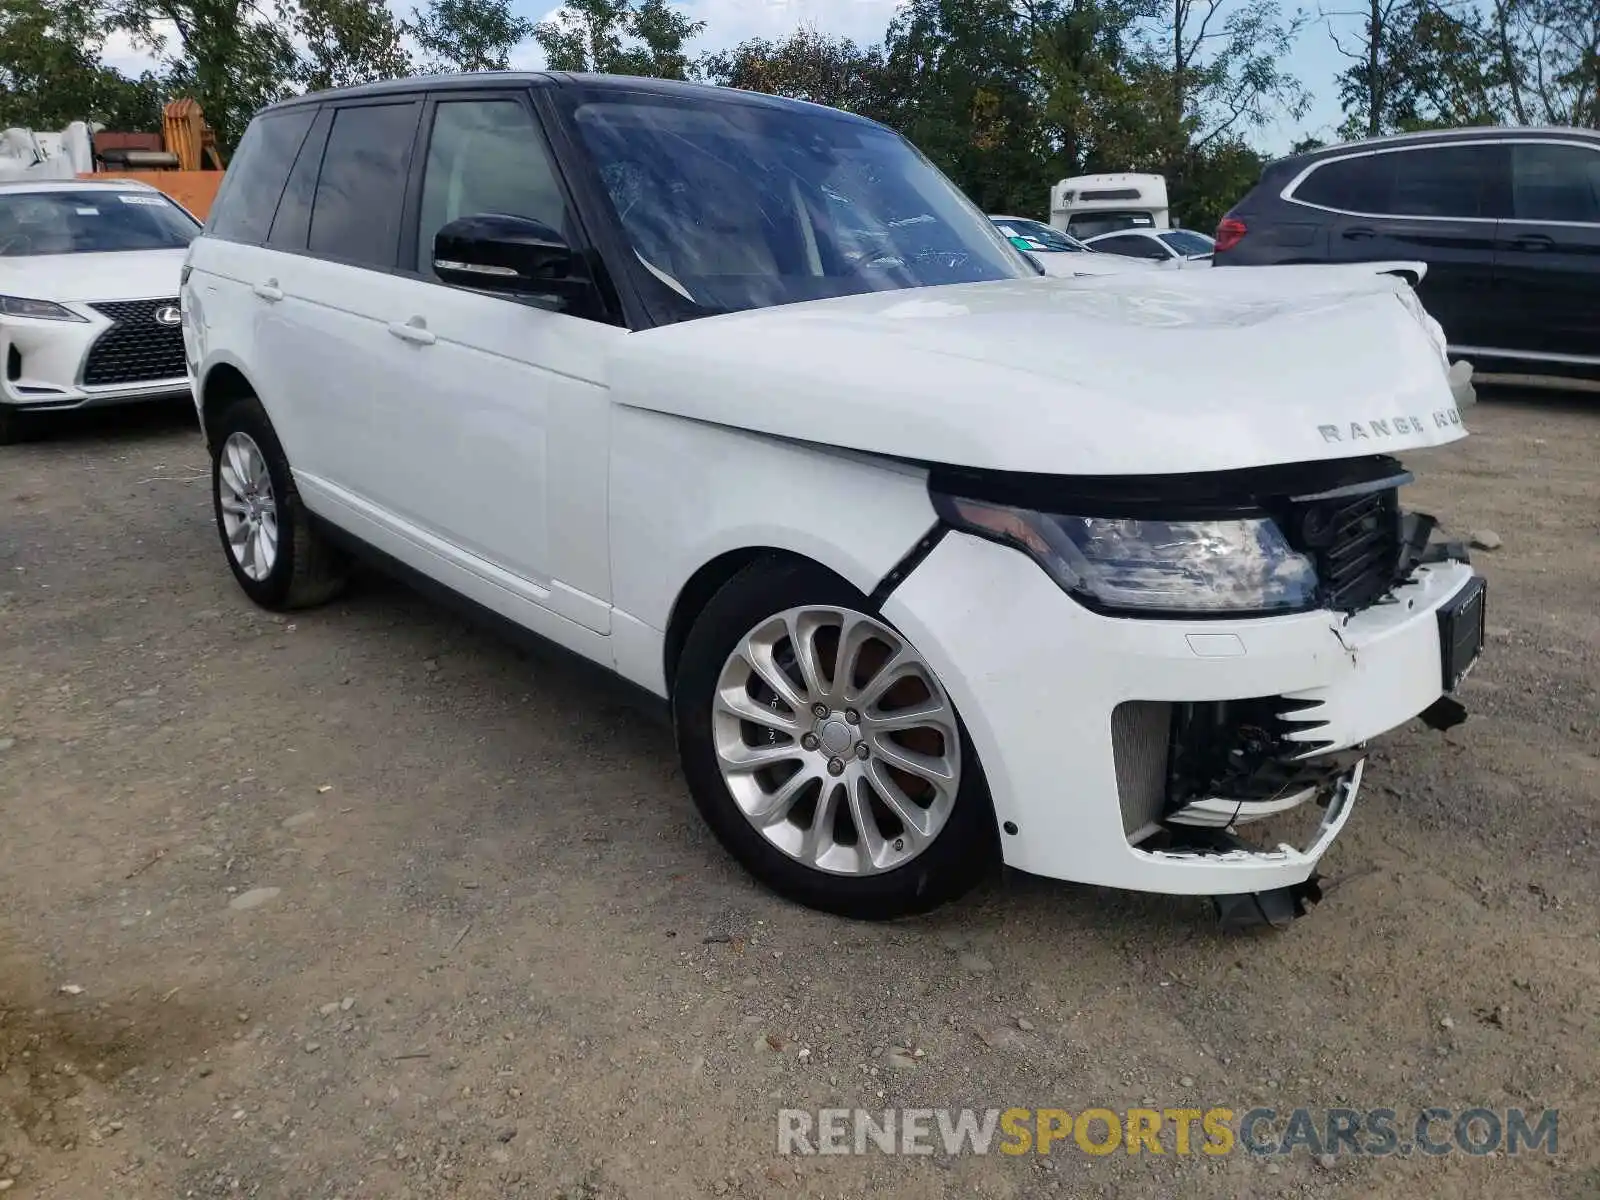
672 556 999 919
210 395 347 610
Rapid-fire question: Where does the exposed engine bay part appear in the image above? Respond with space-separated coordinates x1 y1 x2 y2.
1213 873 1325 931
1113 697 1362 840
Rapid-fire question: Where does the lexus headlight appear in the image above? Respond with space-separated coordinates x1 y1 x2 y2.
935 494 1319 615
0 295 87 322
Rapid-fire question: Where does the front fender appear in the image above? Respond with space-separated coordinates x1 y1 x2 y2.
606 405 938 696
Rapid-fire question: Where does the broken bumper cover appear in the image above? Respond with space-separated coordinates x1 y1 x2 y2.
883 530 1481 896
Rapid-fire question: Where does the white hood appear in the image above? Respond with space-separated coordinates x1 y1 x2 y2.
611 263 1465 476
0 249 186 303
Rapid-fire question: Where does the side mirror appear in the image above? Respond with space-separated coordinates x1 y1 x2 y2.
432 213 594 309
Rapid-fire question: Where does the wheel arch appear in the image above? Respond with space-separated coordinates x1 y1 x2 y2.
662 546 856 694
197 357 260 452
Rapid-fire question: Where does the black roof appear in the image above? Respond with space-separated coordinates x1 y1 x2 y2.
259 71 882 127
1268 123 1600 171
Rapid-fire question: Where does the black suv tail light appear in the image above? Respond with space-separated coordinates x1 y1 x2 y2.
1214 216 1247 253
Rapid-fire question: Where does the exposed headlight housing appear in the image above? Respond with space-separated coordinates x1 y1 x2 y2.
934 493 1319 616
0 295 87 322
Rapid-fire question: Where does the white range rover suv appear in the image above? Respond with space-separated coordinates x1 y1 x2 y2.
182 73 1486 926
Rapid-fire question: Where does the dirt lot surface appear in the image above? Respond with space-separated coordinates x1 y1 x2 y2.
0 394 1596 1199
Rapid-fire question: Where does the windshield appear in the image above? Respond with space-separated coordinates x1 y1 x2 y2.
1160 229 1215 257
0 190 199 257
991 217 1085 252
568 92 1036 321
1065 212 1156 239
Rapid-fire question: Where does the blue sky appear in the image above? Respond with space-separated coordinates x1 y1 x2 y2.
103 0 1356 153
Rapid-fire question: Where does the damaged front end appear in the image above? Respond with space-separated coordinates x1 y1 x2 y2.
1087 458 1482 930
1112 696 1365 929
920 449 1485 926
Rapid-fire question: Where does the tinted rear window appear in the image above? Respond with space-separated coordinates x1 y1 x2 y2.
1293 155 1389 211
307 102 421 270
208 109 316 244
1512 142 1600 223
1295 144 1504 218
1389 145 1500 217
0 190 199 256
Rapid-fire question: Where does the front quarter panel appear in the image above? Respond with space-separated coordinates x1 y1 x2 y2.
606 404 939 697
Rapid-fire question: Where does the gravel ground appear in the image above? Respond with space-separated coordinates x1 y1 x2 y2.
0 393 1596 1200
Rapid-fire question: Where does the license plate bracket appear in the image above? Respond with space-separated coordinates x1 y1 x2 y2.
1438 576 1487 691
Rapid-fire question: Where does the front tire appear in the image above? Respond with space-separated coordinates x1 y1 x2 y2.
673 557 998 919
210 396 347 610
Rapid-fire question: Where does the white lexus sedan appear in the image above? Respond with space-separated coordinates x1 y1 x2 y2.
1083 226 1217 266
183 75 1485 929
0 179 199 442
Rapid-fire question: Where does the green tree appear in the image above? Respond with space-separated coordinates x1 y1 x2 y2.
1488 0 1598 126
616 0 702 79
881 0 1052 214
107 0 301 150
1166 137 1264 229
696 26 894 119
532 0 704 78
1326 0 1504 137
1140 0 1307 162
407 0 533 73
1126 0 1305 227
297 0 411 90
0 0 166 130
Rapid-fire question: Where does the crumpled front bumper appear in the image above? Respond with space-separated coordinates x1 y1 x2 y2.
883 530 1480 896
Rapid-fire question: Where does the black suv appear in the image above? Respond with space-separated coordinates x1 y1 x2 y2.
1213 127 1600 381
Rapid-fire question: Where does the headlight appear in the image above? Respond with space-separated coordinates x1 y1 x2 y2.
0 295 87 322
935 494 1319 615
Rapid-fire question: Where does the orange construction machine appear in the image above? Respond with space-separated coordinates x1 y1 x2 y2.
80 98 227 219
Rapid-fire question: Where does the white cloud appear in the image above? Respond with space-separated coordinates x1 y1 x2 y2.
100 25 172 77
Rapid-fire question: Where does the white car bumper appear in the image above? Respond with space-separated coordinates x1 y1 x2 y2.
884 530 1481 895
1 299 190 411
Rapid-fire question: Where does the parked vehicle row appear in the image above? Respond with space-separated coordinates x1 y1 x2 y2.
1216 126 1600 381
177 73 1483 926
987 214 1157 276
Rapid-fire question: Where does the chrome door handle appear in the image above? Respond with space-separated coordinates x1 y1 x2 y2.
387 318 436 346
252 279 283 302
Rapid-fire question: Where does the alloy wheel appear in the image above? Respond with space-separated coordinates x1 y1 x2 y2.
712 606 961 876
217 431 279 582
